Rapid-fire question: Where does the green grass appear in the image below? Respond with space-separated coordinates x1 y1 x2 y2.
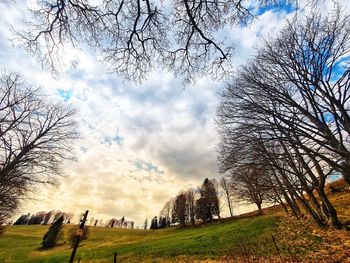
0 215 279 262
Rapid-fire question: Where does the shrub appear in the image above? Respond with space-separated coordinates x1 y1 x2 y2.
68 225 89 248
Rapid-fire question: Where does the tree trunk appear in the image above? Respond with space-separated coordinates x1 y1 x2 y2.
304 187 327 223
256 202 263 215
317 189 342 229
280 200 289 213
284 191 300 218
227 196 234 218
295 192 327 228
342 168 350 185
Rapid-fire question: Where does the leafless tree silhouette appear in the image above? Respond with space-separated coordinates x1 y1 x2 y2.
0 72 78 224
11 0 297 84
217 5 350 229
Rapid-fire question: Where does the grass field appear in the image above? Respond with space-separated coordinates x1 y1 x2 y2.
0 216 279 262
1 183 349 263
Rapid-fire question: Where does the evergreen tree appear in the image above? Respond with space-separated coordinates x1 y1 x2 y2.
150 216 158 229
173 193 187 226
204 178 220 221
160 217 167 228
195 197 208 222
41 216 64 248
154 216 158 229
13 214 27 225
13 213 31 225
195 178 220 223
144 218 148 230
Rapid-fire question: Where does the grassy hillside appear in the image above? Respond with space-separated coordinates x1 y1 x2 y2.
0 216 279 262
1 184 349 262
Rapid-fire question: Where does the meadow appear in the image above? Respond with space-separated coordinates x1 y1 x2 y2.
0 216 279 262
1 187 349 263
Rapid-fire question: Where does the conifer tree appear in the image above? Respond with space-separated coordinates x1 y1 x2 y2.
160 217 167 228
173 193 187 226
13 214 27 225
41 216 64 248
195 178 220 223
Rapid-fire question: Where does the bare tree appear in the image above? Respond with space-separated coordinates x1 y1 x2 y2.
0 193 17 225
0 72 78 225
159 198 173 224
10 0 301 84
230 165 268 215
43 210 54 225
220 176 234 218
184 188 196 225
217 5 350 229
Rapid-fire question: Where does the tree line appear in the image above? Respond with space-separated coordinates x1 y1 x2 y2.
106 216 135 229
13 210 74 225
217 5 350 230
148 178 223 229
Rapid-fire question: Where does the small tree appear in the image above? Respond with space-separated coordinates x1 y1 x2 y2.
68 225 89 248
41 216 64 249
144 219 148 230
229 166 268 215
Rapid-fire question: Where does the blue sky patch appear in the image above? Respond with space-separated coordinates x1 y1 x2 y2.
101 129 124 146
328 56 350 82
329 173 342 182
255 0 296 16
321 112 334 124
57 88 73 102
134 160 164 175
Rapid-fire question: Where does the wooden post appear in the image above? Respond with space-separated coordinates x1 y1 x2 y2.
113 252 118 263
69 210 89 263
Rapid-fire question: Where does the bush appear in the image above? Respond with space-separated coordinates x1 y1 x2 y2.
68 225 89 248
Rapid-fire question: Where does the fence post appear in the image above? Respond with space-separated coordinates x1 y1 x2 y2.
69 210 89 263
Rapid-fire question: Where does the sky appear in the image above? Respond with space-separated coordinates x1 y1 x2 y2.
1 0 348 227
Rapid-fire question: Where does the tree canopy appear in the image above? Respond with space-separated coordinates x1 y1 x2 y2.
11 0 297 84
